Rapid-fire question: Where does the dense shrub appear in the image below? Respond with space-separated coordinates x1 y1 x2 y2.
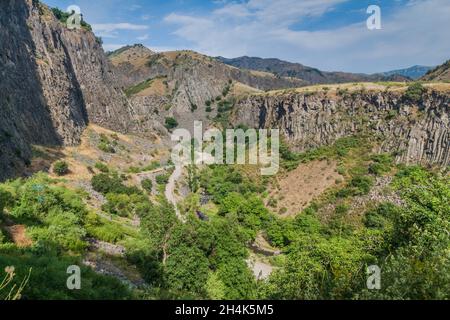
91 173 141 195
94 162 109 173
363 203 397 230
156 174 170 185
97 134 116 153
0 249 131 299
101 192 149 218
3 174 88 251
369 154 394 175
337 176 374 198
165 117 178 130
404 82 427 102
141 179 153 193
53 161 69 176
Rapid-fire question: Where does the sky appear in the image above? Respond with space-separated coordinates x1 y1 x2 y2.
42 0 450 73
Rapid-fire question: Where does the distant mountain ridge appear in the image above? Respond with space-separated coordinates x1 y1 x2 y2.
217 56 411 84
382 65 434 80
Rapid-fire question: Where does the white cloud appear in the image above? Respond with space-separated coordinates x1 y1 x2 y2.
213 0 348 25
93 23 149 32
214 4 252 19
137 34 150 41
164 0 450 73
93 23 149 38
102 43 126 52
129 4 142 11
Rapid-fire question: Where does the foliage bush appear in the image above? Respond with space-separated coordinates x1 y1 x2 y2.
165 117 178 130
358 166 450 299
368 154 394 176
0 248 131 299
94 162 109 173
51 7 92 31
91 173 140 196
404 82 427 102
337 176 374 198
97 134 116 153
85 213 130 243
156 174 170 185
102 193 149 218
141 179 153 193
53 161 69 176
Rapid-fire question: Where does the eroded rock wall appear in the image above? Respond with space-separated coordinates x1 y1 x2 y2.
232 90 449 166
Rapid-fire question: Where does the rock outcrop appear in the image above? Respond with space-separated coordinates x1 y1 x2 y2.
110 48 307 132
232 87 450 166
0 0 137 180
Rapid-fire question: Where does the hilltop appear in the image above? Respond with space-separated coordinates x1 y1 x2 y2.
109 46 307 131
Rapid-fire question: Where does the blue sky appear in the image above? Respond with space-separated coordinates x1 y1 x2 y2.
42 0 450 73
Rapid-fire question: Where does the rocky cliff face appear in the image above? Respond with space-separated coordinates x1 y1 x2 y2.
232 87 450 166
0 0 137 180
110 48 307 132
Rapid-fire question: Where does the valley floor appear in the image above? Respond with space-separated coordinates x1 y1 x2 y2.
0 120 449 300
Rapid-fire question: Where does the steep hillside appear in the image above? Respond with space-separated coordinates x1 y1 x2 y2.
109 47 307 131
0 0 139 180
217 56 410 84
108 44 156 88
232 83 450 167
421 60 450 82
111 47 306 91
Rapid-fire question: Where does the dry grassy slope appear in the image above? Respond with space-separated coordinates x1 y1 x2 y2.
261 81 450 96
421 60 450 82
20 124 172 286
109 44 156 88
27 124 170 205
108 46 305 132
268 160 343 217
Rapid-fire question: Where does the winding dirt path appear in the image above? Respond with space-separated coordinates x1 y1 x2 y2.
165 165 184 221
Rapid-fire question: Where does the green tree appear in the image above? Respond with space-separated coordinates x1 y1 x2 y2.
164 244 209 295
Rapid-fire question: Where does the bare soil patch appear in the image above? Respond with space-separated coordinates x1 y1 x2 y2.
268 160 343 217
4 225 32 247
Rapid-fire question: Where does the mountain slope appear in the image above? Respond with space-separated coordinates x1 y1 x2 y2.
382 65 433 80
217 56 410 84
110 47 307 91
421 60 450 82
109 46 307 131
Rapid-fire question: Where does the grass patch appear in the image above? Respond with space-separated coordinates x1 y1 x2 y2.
124 78 153 97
